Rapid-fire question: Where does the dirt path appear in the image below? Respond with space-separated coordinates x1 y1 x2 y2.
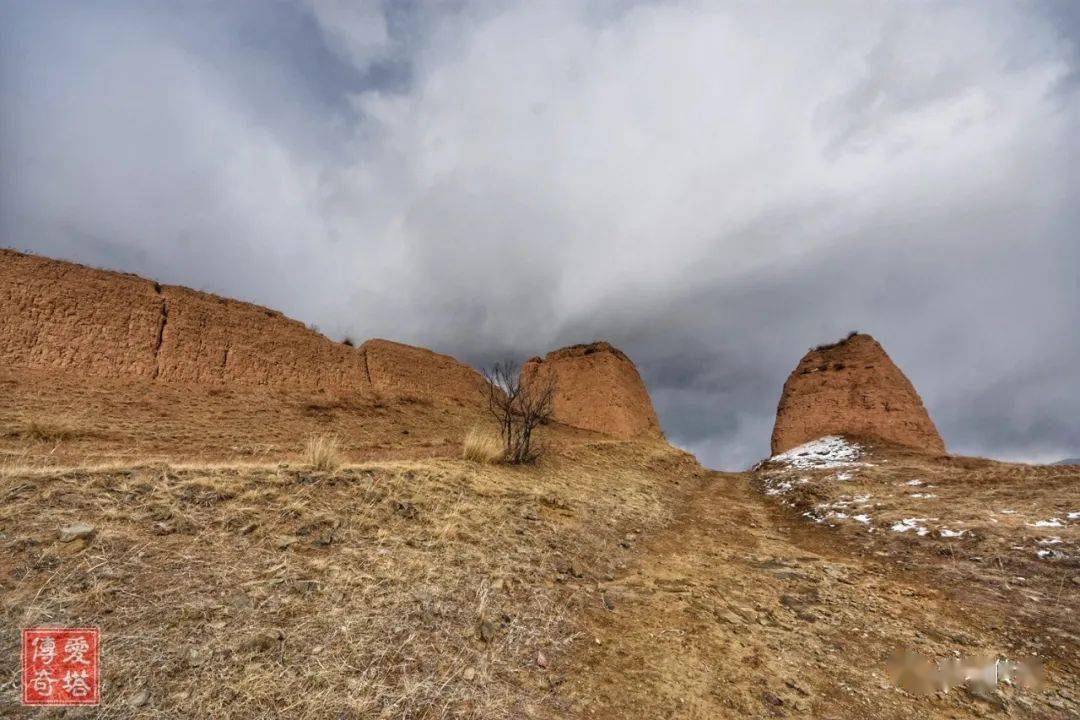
558 472 1070 719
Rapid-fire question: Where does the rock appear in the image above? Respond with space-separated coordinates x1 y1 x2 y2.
602 593 615 611
727 605 758 623
536 650 549 668
393 500 418 519
241 630 283 653
771 333 944 454
478 620 497 643
784 679 809 697
762 691 784 707
463 667 476 681
275 535 299 550
186 647 207 667
59 522 96 542
127 688 150 707
521 342 663 439
228 592 253 610
720 611 745 625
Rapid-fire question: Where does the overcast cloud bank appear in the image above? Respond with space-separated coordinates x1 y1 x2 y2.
2 0 1078 468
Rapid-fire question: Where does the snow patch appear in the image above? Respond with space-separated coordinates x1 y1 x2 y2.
770 436 862 469
1028 519 1064 528
938 528 966 538
765 481 794 496
891 518 931 536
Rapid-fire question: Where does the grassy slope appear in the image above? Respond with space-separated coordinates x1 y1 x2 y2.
754 442 1079 703
3 371 1078 719
1 440 703 719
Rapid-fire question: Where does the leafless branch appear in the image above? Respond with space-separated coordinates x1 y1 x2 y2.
478 361 555 464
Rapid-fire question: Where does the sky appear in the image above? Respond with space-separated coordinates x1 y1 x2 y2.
1 0 1078 470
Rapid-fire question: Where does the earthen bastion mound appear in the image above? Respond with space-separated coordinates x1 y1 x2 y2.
522 341 663 440
0 249 480 404
771 332 944 455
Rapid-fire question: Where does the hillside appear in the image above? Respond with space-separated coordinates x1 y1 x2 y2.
1 438 705 719
566 443 1078 719
4 426 1076 719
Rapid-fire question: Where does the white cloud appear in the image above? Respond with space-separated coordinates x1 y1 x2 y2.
304 0 396 70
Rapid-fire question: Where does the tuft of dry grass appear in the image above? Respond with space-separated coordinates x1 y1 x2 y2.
462 427 504 464
4 414 80 442
303 434 343 471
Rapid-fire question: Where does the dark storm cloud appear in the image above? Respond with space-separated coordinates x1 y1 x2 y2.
2 1 1078 469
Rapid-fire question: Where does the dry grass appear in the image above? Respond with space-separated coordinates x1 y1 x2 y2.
0 366 489 468
462 427 503 464
303 434 343 472
3 414 80 442
755 442 1080 669
0 441 700 719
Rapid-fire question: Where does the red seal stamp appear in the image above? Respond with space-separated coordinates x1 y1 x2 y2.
21 628 100 706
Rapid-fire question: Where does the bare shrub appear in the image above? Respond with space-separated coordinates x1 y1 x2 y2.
303 435 342 472
479 362 556 464
462 427 503 464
